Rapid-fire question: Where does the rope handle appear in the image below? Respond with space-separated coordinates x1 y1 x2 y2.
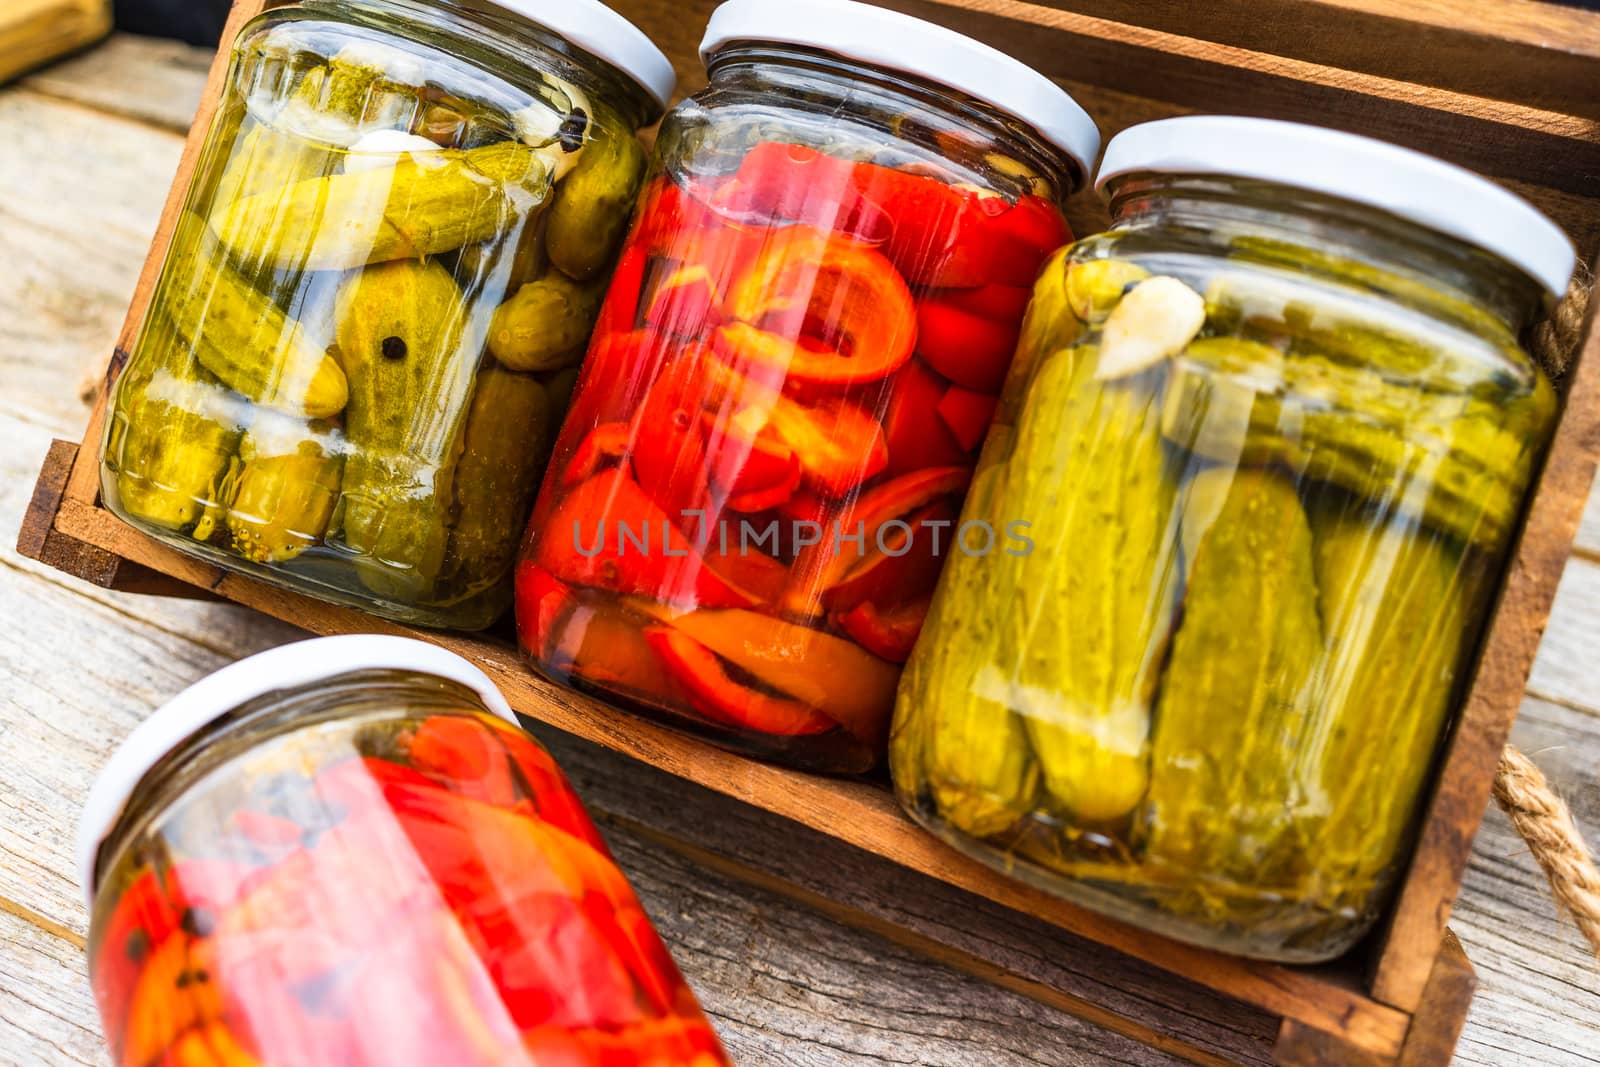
1494 745 1600 959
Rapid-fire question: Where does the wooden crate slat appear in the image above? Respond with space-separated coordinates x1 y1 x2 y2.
1001 0 1600 121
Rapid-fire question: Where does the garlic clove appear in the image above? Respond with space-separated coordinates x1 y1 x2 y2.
1096 276 1207 380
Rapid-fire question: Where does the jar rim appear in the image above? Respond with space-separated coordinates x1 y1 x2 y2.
474 0 678 110
76 635 515 903
699 0 1101 184
1097 115 1577 299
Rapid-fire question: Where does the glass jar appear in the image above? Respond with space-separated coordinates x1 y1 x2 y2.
100 0 675 631
891 117 1577 961
514 0 1099 773
80 636 732 1067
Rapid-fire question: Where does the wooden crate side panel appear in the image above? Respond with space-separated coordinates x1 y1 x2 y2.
1371 271 1600 1008
1002 0 1600 120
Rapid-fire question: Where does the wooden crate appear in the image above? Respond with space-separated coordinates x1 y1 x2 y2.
0 0 111 84
18 0 1600 1063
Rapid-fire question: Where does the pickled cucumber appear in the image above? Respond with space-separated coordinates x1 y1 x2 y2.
334 259 477 602
546 110 647 281
440 366 553 599
897 456 1039 839
162 228 348 420
1305 506 1477 900
1143 468 1324 894
1005 348 1182 823
226 421 345 564
1162 335 1551 547
106 323 242 534
488 267 609 372
212 141 552 272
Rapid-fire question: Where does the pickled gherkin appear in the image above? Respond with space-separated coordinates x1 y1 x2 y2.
488 267 609 372
334 259 477 602
1162 335 1550 547
896 455 1039 840
1007 349 1180 824
546 108 648 281
226 421 345 564
162 229 348 421
1142 468 1325 899
105 325 243 535
212 141 552 272
1305 506 1477 900
440 366 554 600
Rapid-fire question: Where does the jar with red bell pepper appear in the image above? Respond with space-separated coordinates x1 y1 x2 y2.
514 0 1100 772
79 637 731 1067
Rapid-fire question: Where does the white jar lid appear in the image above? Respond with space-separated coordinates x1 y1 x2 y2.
77 636 516 903
1097 116 1577 299
488 0 678 112
700 0 1101 186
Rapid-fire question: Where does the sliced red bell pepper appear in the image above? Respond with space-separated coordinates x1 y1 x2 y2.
120 934 224 1067
643 264 724 339
92 867 185 1039
724 461 803 513
915 300 1020 394
157 1023 263 1067
835 597 932 664
643 626 836 737
492 728 613 855
408 715 518 809
786 465 972 614
766 392 889 498
702 541 790 605
849 163 1008 288
630 350 715 521
455 888 644 1031
931 283 1034 324
562 422 632 487
537 470 759 609
778 489 830 528
937 386 1001 452
881 360 966 477
718 142 887 242
722 227 916 387
515 561 577 660
591 900 690 1017
558 330 666 444
593 244 650 339
632 606 900 750
821 499 955 613
230 810 304 852
702 406 799 498
551 596 695 707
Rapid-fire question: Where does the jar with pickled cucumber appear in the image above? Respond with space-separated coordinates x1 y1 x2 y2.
80 637 733 1067
100 0 675 629
513 0 1099 773
890 116 1578 961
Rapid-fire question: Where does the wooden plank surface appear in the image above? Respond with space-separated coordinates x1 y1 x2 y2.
2 32 1599 1067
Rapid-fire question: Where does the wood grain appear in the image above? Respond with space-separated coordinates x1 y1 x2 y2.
20 32 207 132
0 0 109 86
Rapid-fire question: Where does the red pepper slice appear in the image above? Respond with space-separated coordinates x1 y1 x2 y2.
121 934 225 1067
915 299 1020 394
718 142 887 242
643 626 836 737
778 489 830 527
786 465 971 614
835 597 932 664
562 422 632 487
821 499 955 613
702 542 790 605
157 1023 263 1067
537 470 759 609
630 350 715 521
408 715 519 809
92 868 185 1039
229 810 304 852
725 460 803 514
632 607 899 750
552 596 695 706
643 264 725 339
702 407 800 498
559 330 665 443
593 244 649 339
937 386 1001 452
723 227 916 387
492 728 613 855
515 561 577 660
930 283 1034 324
882 360 966 477
992 193 1073 260
850 163 1008 288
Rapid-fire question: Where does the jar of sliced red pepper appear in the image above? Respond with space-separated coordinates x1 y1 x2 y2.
78 636 731 1067
515 0 1100 773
